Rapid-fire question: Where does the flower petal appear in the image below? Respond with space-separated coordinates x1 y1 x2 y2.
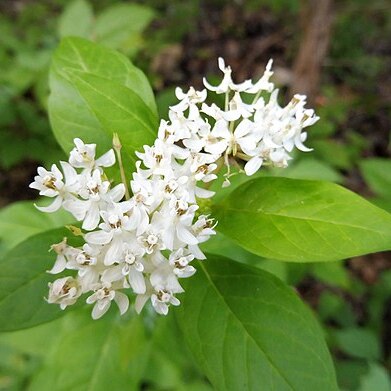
82 204 100 231
114 292 129 315
85 230 113 245
96 149 115 167
244 156 263 176
35 196 63 213
128 269 146 294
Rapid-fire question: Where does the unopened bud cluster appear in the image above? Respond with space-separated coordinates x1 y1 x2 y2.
30 58 318 319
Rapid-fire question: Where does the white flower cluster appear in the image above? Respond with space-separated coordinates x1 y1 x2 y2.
30 58 318 319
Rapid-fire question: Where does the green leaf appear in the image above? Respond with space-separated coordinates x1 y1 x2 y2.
358 363 391 391
27 310 147 391
269 158 344 183
66 71 157 166
311 262 350 289
333 328 381 360
360 158 391 199
49 37 157 164
94 4 154 57
176 255 338 391
143 316 208 390
0 201 75 256
58 0 94 39
0 228 83 331
311 140 353 170
335 360 369 391
213 177 391 262
0 314 66 356
51 37 156 112
202 233 288 282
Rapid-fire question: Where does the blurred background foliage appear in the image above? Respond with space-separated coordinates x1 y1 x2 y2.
0 0 390 390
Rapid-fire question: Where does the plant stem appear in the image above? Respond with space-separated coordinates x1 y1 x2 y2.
112 133 130 200
235 151 251 161
252 90 262 105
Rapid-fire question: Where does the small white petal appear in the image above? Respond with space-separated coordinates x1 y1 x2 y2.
102 265 123 283
47 255 67 274
60 161 78 186
189 244 206 260
114 292 129 315
35 196 63 213
82 204 100 231
195 187 215 198
244 156 263 176
63 199 87 221
96 149 115 167
92 300 111 320
135 294 149 314
107 184 125 203
170 296 180 306
128 269 146 294
104 239 123 266
85 230 113 245
176 226 198 245
235 119 252 138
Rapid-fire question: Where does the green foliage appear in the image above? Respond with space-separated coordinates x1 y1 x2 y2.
176 254 338 391
0 0 155 171
59 0 155 57
28 310 147 391
213 177 391 262
49 37 157 170
333 328 381 361
330 1 391 90
358 363 391 391
265 158 344 183
360 158 391 199
94 3 155 57
0 228 83 332
0 201 75 257
58 0 94 39
143 316 211 390
310 262 350 289
0 309 148 391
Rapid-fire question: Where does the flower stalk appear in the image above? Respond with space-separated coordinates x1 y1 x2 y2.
113 133 130 200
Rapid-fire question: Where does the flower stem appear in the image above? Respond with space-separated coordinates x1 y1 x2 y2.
252 90 262 105
225 91 229 111
235 151 251 161
113 133 130 200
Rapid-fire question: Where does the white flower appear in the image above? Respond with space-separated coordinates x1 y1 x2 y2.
203 57 252 94
189 215 217 259
86 283 129 319
222 92 254 121
30 162 78 212
137 220 166 256
245 59 274 94
101 242 146 294
47 277 81 310
153 198 199 250
47 238 77 274
170 86 207 114
69 138 115 171
63 169 125 231
169 248 196 278
151 290 181 315
65 243 101 291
